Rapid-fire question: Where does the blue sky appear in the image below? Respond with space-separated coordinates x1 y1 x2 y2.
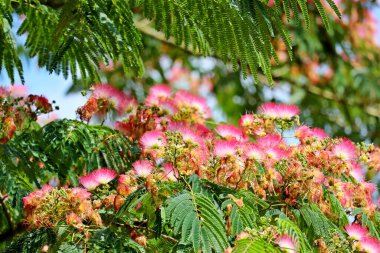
1 7 380 120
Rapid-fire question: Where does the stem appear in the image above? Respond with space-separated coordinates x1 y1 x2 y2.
134 19 200 56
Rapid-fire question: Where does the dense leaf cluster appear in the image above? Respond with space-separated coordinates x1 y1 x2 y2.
0 0 340 84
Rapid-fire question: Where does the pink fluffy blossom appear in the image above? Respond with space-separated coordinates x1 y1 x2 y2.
359 237 380 253
168 122 203 145
79 174 100 190
140 130 166 154
213 140 239 158
332 139 357 161
244 143 265 161
8 84 27 97
239 114 255 127
215 124 246 141
146 84 172 106
349 162 365 182
295 125 328 142
258 102 300 119
344 223 369 240
92 84 136 114
91 168 118 185
256 134 283 148
23 185 53 208
79 168 117 190
69 187 92 201
133 160 154 178
277 235 297 253
174 90 211 118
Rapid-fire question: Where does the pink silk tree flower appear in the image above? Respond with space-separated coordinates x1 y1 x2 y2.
145 84 172 106
213 140 239 158
215 124 246 141
277 235 297 253
79 174 100 190
359 237 380 253
92 84 136 114
256 134 283 148
174 90 211 119
92 168 118 185
244 143 265 161
258 102 300 119
140 130 166 151
239 114 255 128
349 162 365 182
332 139 357 161
344 223 369 240
295 125 328 142
132 160 154 178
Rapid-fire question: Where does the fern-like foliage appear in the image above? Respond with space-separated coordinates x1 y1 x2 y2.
232 238 280 253
164 190 229 253
1 0 340 84
276 216 313 252
41 119 138 178
3 228 57 253
298 203 345 247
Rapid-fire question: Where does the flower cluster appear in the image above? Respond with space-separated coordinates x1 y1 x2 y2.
76 84 137 122
113 85 379 216
0 85 54 144
79 168 118 190
344 223 380 252
23 185 101 229
23 84 380 251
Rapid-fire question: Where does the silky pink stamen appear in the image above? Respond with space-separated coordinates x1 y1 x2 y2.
132 160 154 178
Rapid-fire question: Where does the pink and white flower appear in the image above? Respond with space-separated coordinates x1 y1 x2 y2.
332 139 357 161
79 174 100 190
344 223 369 240
277 235 297 253
92 84 136 114
266 147 289 161
23 185 53 208
91 168 118 185
258 102 300 119
140 130 166 151
257 134 283 148
168 122 203 145
132 160 154 178
295 125 328 142
213 140 239 158
8 84 27 97
359 237 380 253
239 114 255 128
349 162 365 182
244 143 265 161
215 124 246 141
174 90 211 119
79 168 117 190
160 100 178 114
146 84 172 106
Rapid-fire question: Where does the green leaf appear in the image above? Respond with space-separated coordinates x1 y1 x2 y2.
165 190 229 252
232 238 280 253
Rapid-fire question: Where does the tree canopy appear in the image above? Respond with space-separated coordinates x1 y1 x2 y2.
1 0 340 85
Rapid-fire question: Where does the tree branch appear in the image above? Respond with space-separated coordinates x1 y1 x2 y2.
134 18 202 56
